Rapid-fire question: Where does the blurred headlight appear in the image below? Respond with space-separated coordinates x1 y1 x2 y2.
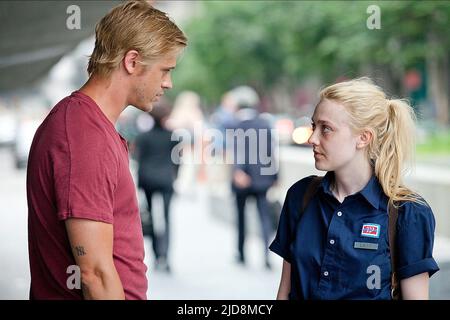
292 126 312 145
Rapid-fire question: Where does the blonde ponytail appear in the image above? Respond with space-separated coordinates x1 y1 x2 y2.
375 99 424 206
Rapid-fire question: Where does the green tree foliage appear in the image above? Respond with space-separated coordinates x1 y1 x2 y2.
171 1 449 112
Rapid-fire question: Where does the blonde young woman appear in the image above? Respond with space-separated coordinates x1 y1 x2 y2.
270 78 439 300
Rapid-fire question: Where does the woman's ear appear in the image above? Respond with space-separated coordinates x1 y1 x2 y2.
357 129 373 149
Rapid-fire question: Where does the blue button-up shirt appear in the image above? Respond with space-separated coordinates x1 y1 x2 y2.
269 172 439 300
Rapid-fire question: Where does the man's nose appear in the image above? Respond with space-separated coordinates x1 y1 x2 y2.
162 75 172 90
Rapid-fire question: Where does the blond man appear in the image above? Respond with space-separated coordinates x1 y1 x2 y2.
27 1 187 300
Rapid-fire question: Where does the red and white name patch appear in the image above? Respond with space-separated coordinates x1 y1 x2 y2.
361 223 380 238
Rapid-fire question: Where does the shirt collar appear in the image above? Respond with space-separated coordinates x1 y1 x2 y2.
319 171 335 197
359 175 384 209
320 171 383 209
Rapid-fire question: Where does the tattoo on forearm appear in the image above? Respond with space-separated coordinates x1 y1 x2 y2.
75 246 86 256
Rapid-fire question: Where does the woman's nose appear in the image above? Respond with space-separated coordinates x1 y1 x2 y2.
307 128 318 146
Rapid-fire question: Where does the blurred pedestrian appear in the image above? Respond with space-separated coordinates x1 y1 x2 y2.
230 86 278 269
271 77 439 300
210 91 238 152
134 103 179 273
26 1 187 299
167 91 204 135
166 91 207 193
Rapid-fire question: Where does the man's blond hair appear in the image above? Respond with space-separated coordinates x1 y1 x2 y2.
87 0 187 77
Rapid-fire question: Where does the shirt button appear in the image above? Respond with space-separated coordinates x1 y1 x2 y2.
329 239 335 245
337 211 343 217
324 271 329 276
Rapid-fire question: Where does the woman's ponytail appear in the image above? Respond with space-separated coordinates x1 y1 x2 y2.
375 99 423 206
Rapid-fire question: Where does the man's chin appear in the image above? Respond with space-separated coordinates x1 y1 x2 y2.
144 103 154 112
134 103 153 112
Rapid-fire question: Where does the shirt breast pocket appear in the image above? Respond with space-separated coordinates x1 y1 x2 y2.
340 234 390 291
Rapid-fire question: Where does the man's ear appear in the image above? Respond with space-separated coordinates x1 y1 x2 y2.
357 129 373 149
123 50 140 75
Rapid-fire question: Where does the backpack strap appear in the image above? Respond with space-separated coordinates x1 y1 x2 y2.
388 201 401 300
298 176 323 222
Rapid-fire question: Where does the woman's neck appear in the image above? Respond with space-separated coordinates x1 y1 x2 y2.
331 159 373 203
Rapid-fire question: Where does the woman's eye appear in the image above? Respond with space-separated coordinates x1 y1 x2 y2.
323 126 331 133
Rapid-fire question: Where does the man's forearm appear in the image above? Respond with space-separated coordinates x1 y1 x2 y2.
65 219 125 300
81 268 125 300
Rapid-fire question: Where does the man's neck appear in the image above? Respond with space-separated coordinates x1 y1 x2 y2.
79 74 128 125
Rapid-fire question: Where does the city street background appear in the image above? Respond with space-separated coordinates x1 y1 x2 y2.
1 0 449 300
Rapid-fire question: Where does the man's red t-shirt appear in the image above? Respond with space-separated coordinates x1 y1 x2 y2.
27 91 147 299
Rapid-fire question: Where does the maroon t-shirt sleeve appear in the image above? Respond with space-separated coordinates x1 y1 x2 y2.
55 99 118 224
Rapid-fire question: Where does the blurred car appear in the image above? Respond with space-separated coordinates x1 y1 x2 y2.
11 93 50 169
13 116 42 169
0 107 16 147
260 113 295 145
292 126 313 146
291 116 313 148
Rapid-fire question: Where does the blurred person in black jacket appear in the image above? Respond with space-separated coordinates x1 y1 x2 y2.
230 86 279 269
134 103 179 273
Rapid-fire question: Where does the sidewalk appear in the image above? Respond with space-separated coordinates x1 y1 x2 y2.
143 184 282 300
